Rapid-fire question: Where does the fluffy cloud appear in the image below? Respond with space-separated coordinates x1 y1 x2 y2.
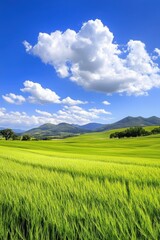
89 108 111 115
35 109 52 117
61 96 87 105
102 100 110 105
0 108 6 116
24 19 160 96
2 93 25 105
155 48 160 55
54 106 111 124
21 80 61 104
0 106 111 129
153 48 160 60
0 109 46 129
19 80 85 105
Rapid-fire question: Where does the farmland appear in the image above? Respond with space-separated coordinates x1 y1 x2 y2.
0 129 160 240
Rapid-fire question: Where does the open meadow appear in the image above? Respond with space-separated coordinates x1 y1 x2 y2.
0 129 160 240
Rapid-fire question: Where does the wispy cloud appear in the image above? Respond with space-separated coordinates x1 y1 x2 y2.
35 109 52 117
0 105 111 129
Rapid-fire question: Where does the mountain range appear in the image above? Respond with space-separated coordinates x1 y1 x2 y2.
97 116 160 132
1 116 160 139
24 122 89 139
22 116 160 139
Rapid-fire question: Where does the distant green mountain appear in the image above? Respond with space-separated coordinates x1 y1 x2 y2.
25 123 89 139
23 116 160 139
97 116 160 132
78 123 105 131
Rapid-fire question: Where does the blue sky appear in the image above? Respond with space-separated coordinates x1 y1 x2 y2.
0 0 160 129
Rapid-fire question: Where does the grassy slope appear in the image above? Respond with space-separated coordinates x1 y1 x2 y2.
0 128 160 239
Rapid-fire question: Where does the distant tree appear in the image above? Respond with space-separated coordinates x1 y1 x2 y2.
12 134 21 140
110 127 150 139
110 132 120 138
0 129 14 140
151 127 160 134
42 137 50 140
21 134 31 141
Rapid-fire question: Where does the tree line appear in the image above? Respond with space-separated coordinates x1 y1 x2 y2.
1 126 160 140
110 126 160 139
0 129 31 141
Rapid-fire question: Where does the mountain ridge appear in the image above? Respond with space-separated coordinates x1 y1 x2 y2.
97 116 160 132
22 116 160 138
1 116 159 139
25 122 89 139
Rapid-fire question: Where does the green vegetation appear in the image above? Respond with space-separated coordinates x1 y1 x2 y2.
0 129 160 239
110 126 160 138
20 116 160 139
21 134 31 141
25 123 88 139
110 126 150 138
98 116 160 132
151 127 160 134
0 128 14 140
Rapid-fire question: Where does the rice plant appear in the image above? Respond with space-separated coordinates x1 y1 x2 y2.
0 131 160 239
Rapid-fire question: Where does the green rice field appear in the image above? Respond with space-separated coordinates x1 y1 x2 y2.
0 130 160 239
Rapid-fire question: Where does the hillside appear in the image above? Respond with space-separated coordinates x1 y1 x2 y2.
78 122 105 131
25 122 89 138
22 116 160 138
97 116 160 132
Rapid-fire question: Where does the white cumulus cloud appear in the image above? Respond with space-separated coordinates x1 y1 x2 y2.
0 108 6 116
24 19 160 96
2 93 26 105
53 105 111 125
2 81 87 106
21 80 61 104
23 40 32 52
102 100 111 105
153 48 160 60
89 108 111 115
35 109 52 117
0 105 111 129
20 80 86 105
61 96 87 105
